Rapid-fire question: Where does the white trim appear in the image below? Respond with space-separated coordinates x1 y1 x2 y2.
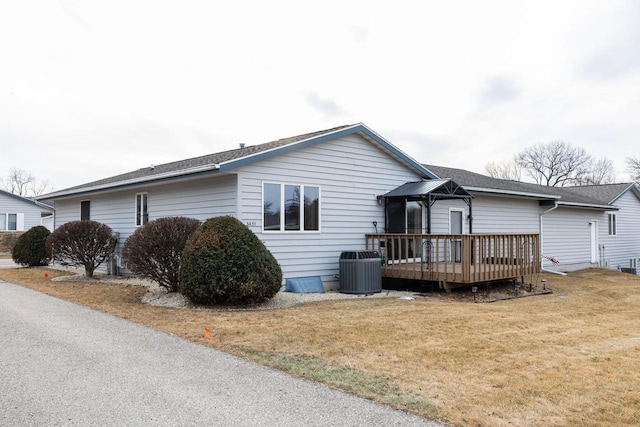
40 164 221 199
135 192 148 227
448 208 465 234
607 212 617 236
590 220 599 264
261 181 321 234
16 213 24 231
557 201 617 210
465 186 561 200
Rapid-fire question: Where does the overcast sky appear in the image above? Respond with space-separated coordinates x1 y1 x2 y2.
2 0 639 191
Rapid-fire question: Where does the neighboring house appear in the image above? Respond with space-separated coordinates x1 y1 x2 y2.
38 124 438 288
0 189 54 232
0 189 54 253
423 164 640 273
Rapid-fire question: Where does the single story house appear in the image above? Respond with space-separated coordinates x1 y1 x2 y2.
0 189 54 232
423 164 640 273
39 124 443 288
0 189 54 253
38 123 639 289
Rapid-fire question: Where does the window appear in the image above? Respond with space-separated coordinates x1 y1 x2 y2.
80 200 90 221
0 213 18 231
608 213 617 236
384 200 424 234
263 183 320 232
136 193 148 226
407 201 423 234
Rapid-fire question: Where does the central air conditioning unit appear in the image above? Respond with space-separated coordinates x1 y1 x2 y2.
630 258 640 269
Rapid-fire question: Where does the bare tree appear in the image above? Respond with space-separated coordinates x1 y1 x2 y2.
0 168 53 197
485 159 522 181
626 156 640 182
575 157 616 185
516 141 592 186
29 178 54 197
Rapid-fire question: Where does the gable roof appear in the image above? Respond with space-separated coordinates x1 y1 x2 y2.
0 189 53 210
423 164 619 210
555 183 640 205
380 179 472 200
40 124 437 200
423 165 561 200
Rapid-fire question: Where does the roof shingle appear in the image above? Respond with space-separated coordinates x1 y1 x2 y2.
424 164 635 208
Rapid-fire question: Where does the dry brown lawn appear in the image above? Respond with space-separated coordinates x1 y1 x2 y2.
1 267 640 426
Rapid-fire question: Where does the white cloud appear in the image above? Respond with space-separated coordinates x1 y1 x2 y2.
0 0 638 189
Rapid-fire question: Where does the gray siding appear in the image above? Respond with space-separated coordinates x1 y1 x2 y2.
600 191 640 270
237 134 423 285
52 175 238 270
429 195 541 234
542 207 603 271
0 193 52 231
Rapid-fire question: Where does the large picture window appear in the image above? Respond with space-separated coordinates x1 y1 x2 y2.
263 183 320 232
136 193 148 226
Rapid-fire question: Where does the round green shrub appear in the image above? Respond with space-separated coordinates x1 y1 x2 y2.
178 216 282 306
122 216 201 292
11 226 51 267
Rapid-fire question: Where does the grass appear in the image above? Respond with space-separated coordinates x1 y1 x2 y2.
1 266 640 426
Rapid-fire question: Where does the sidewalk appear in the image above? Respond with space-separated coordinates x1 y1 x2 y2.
0 258 17 268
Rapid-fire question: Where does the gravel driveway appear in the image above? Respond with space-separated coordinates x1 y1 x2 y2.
0 280 443 426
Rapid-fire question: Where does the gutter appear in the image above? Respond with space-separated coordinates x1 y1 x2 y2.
539 201 567 276
464 186 561 200
38 163 222 201
556 201 617 210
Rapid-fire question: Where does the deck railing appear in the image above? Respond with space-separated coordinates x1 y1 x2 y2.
365 233 540 285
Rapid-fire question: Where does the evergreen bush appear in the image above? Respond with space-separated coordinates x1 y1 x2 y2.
11 226 51 267
47 220 117 277
179 216 282 306
122 216 201 292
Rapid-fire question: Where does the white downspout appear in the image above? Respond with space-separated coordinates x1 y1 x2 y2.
540 201 567 276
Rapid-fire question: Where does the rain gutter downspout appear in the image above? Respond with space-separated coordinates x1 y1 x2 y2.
540 201 567 276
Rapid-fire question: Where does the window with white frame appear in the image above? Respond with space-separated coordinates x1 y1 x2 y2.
0 213 18 231
608 213 617 236
135 193 148 226
263 183 320 232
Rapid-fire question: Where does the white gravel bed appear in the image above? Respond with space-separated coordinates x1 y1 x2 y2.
48 265 419 311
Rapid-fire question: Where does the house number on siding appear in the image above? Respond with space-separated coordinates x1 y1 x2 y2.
245 221 257 227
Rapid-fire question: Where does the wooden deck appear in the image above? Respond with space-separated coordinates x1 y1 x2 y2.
365 233 540 289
